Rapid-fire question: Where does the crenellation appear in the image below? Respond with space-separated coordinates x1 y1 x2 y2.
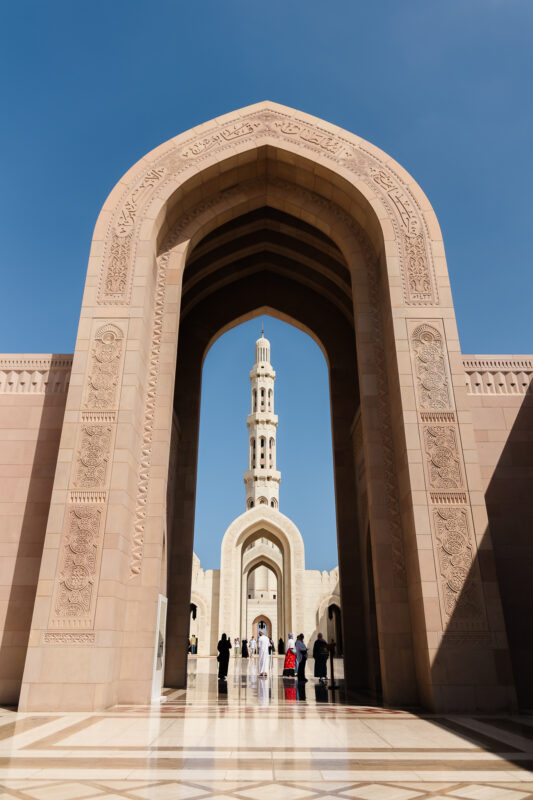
463 355 533 395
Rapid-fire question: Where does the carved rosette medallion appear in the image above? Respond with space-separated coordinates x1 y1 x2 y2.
424 426 462 489
85 324 123 409
75 425 111 489
411 323 451 410
50 506 104 628
432 508 485 630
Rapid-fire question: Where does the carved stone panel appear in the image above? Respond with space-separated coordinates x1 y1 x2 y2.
85 323 124 410
74 425 112 489
49 506 104 629
98 167 166 304
410 322 452 411
432 508 486 631
424 425 462 489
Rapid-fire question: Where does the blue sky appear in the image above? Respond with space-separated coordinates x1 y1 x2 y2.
1 1 531 567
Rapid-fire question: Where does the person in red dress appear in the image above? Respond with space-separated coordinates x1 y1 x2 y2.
282 633 296 676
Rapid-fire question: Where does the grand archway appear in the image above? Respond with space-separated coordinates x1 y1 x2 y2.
19 102 514 713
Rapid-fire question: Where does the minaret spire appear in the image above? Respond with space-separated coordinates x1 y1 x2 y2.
244 332 280 510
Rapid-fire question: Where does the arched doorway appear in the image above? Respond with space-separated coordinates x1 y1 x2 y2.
20 103 513 713
252 615 272 639
327 604 343 656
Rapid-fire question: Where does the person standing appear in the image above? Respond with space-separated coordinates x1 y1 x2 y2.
217 633 232 680
249 635 257 657
278 637 285 655
257 629 270 677
241 638 249 658
282 633 296 677
312 632 329 682
295 633 308 683
234 636 240 655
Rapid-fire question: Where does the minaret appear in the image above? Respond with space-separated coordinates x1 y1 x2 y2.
244 331 281 510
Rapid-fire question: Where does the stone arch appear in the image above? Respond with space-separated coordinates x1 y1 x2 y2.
19 102 514 715
242 547 283 645
219 506 305 644
314 593 342 654
252 615 272 639
189 592 209 656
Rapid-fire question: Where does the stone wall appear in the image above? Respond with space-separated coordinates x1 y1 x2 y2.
464 355 533 708
0 351 532 705
0 356 71 703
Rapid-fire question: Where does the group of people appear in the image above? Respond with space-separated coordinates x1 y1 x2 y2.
282 632 330 683
217 630 274 679
216 630 332 683
238 634 279 659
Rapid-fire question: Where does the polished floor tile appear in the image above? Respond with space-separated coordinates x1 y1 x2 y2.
0 657 531 799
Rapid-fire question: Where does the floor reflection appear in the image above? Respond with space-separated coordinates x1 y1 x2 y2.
179 655 346 706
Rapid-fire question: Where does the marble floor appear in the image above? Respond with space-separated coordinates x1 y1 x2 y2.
0 656 532 799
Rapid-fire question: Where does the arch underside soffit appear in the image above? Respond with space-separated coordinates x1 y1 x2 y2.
181 206 353 326
172 202 360 420
244 554 282 587
243 541 282 572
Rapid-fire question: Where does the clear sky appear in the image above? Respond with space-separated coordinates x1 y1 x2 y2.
1 1 531 567
196 318 337 570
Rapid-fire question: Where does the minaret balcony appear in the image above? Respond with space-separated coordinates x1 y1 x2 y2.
243 469 281 482
249 367 276 379
247 412 278 426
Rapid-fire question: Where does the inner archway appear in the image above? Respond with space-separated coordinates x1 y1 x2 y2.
163 174 396 702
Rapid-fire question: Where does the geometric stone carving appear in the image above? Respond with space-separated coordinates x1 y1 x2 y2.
85 323 123 409
424 426 463 489
43 632 96 644
50 506 103 628
129 243 167 577
432 507 485 629
411 323 451 410
75 425 112 489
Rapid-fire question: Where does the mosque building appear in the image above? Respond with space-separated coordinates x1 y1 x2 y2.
0 103 532 714
188 332 341 655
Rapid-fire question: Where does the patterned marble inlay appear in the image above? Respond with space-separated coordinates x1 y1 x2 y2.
0 658 531 798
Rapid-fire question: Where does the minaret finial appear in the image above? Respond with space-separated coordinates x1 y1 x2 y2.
261 325 264 338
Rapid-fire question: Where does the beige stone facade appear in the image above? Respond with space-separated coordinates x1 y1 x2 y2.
0 102 530 712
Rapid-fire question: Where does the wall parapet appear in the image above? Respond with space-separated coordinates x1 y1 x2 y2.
1 352 532 396
0 354 73 394
462 355 533 395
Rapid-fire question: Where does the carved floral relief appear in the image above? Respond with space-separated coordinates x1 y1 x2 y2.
75 425 112 489
432 508 485 629
424 426 462 489
99 167 166 303
411 323 451 411
85 323 123 410
53 506 103 624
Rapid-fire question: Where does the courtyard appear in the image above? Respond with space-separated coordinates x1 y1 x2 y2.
0 658 531 799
